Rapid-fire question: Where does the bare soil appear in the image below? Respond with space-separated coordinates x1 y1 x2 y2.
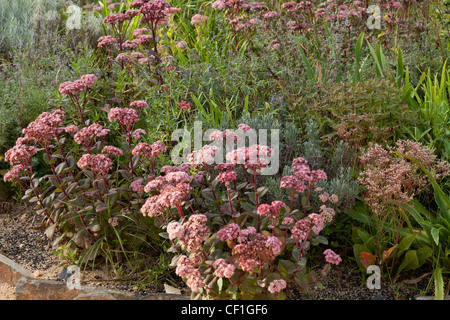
0 202 433 300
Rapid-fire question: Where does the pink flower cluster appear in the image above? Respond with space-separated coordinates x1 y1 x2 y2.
102 11 137 25
77 153 112 176
22 110 65 145
187 145 219 166
320 205 336 224
237 123 251 133
210 129 240 143
291 212 324 241
59 74 97 96
232 233 281 272
74 123 110 148
131 0 177 27
268 279 287 294
216 224 282 273
216 170 237 186
175 255 204 292
308 213 324 235
167 214 210 253
161 163 190 174
64 125 78 134
263 11 278 19
225 144 272 172
130 100 149 110
214 163 234 171
132 141 167 159
266 236 282 255
323 249 342 265
217 223 241 242
132 129 146 140
159 165 204 183
4 144 39 166
3 164 25 182
358 140 450 215
290 219 311 241
257 200 286 219
316 190 339 204
213 259 235 279
108 107 140 129
280 157 327 195
116 53 132 64
177 100 191 110
191 14 209 25
292 157 327 185
130 179 145 194
280 175 306 193
102 145 123 157
140 182 191 217
97 35 117 48
132 28 148 36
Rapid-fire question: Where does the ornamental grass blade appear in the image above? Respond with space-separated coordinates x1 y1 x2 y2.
353 32 364 83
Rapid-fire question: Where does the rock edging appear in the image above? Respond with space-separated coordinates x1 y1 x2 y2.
0 252 189 300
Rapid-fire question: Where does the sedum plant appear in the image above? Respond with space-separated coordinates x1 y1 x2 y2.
139 125 342 299
2 73 167 268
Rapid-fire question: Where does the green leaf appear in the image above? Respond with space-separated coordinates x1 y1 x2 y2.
202 188 216 202
353 243 369 271
416 247 432 266
55 162 67 175
158 232 169 239
118 169 132 180
227 283 238 295
217 277 223 292
67 156 77 168
257 186 269 198
278 260 295 275
396 250 419 276
95 203 108 212
203 233 219 253
239 277 262 295
396 234 417 258
431 227 440 245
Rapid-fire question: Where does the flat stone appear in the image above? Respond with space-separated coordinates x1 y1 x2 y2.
416 295 450 300
0 252 33 286
15 277 142 300
73 287 138 300
15 277 81 300
140 292 189 300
